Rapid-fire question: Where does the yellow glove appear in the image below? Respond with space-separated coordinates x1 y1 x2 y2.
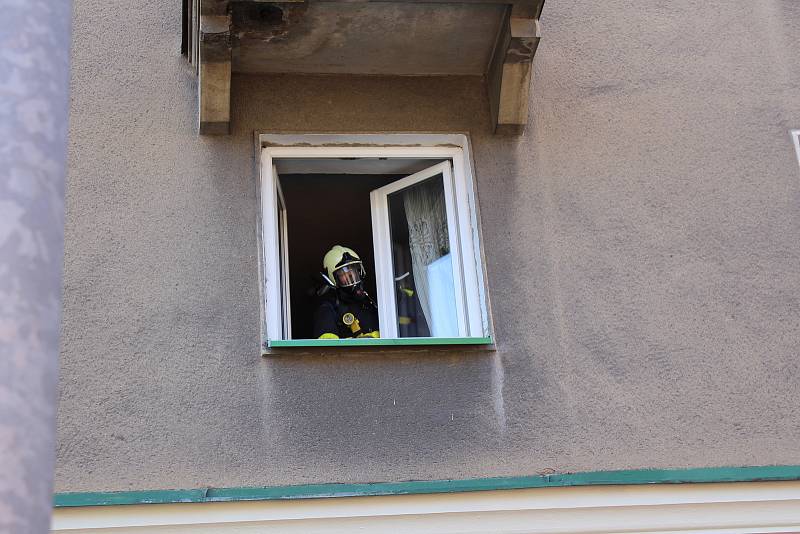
357 330 380 339
318 333 339 340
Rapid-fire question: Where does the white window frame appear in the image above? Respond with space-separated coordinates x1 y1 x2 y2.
257 134 490 345
370 161 467 338
792 130 800 172
275 171 291 340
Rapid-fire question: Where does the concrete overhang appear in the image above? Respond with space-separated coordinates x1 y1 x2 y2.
182 0 545 135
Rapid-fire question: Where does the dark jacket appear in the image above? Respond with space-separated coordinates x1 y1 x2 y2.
312 290 379 339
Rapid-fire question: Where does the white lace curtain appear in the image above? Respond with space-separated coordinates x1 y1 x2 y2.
402 177 457 336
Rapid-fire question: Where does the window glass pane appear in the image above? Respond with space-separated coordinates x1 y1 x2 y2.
387 174 459 338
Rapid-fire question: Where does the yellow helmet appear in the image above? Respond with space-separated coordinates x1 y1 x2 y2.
323 245 365 287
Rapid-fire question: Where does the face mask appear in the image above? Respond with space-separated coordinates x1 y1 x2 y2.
333 264 363 287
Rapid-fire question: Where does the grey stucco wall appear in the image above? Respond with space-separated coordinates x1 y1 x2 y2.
57 0 800 492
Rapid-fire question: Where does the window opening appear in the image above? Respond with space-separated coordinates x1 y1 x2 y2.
279 173 397 340
259 139 490 347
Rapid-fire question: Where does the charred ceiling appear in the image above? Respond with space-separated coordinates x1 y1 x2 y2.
182 0 545 135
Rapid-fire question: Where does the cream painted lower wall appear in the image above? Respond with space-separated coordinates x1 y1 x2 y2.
53 481 800 534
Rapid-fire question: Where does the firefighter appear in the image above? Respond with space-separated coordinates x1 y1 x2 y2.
312 245 380 339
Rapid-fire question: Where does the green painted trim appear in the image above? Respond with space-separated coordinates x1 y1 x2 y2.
267 336 493 348
54 465 800 508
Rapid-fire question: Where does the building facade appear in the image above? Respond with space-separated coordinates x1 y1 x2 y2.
54 0 800 531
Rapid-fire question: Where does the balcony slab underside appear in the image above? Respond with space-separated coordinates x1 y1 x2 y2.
189 0 544 134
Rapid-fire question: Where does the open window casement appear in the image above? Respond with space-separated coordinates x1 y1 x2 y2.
260 160 291 341
275 168 292 340
259 139 491 348
371 161 480 338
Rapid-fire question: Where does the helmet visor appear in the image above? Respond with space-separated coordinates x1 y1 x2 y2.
333 263 363 287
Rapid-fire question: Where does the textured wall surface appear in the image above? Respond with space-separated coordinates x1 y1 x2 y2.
57 0 800 492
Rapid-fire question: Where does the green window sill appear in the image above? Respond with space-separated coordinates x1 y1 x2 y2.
267 336 493 349
54 465 800 507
